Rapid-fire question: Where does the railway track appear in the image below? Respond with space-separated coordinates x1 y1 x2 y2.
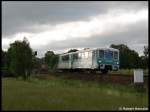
36 72 148 85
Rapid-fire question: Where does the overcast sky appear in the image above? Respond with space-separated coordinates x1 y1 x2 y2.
2 1 148 57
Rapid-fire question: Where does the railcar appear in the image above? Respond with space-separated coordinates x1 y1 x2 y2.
57 48 119 74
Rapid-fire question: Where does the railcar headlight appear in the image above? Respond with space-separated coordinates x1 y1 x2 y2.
99 60 102 63
116 62 119 64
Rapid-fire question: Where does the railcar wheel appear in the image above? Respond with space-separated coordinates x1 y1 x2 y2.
90 70 96 74
101 69 108 74
56 69 63 73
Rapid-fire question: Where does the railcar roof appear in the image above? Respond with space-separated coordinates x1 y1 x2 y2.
59 47 119 56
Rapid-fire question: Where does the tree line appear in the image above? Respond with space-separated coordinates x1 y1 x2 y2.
2 38 148 80
110 44 148 69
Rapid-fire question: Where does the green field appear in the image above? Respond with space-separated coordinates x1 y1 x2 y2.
2 75 148 111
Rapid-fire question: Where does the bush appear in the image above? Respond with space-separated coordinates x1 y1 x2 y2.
2 67 15 77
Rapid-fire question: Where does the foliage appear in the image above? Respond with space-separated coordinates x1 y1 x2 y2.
44 51 59 70
67 49 78 53
2 50 6 68
140 46 149 68
32 57 43 69
7 37 33 80
143 46 148 59
2 50 9 70
110 44 143 69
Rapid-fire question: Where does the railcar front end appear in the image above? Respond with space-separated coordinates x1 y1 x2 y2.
94 49 119 73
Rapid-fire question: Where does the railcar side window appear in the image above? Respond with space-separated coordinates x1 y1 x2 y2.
78 53 82 59
73 53 78 60
99 50 104 58
85 52 88 58
114 51 118 59
62 55 69 61
59 56 62 61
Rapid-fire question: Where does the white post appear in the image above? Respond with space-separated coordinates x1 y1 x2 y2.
134 69 143 83
134 69 144 92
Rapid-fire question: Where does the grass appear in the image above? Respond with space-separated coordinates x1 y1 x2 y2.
2 75 148 111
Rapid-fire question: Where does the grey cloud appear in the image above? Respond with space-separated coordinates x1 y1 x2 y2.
2 1 148 37
2 1 148 57
35 20 148 57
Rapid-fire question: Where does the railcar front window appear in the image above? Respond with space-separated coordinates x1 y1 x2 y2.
114 51 118 60
105 50 113 60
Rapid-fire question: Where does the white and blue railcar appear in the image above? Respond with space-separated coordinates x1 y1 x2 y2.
57 48 119 73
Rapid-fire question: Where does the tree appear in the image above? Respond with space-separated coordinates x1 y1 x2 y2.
7 37 33 80
2 50 7 68
110 44 140 69
32 57 41 71
143 46 148 59
143 46 148 68
2 50 10 74
44 51 58 70
139 46 149 68
67 49 78 53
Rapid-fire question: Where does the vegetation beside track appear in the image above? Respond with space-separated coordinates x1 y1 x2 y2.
2 75 148 111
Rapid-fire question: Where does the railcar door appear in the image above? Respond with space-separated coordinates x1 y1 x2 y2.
92 50 98 69
70 54 73 69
